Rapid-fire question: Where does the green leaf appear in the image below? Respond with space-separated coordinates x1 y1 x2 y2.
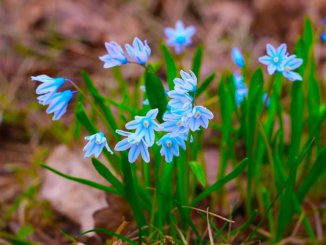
297 147 326 202
91 158 125 196
303 17 314 51
192 45 203 78
245 68 263 212
145 71 167 122
0 231 32 245
218 74 235 178
192 158 248 206
161 43 177 90
78 228 137 245
288 82 304 164
41 164 119 195
196 72 216 97
17 225 33 240
189 161 206 187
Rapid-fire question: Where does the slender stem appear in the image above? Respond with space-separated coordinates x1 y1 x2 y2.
67 79 116 133
128 61 153 72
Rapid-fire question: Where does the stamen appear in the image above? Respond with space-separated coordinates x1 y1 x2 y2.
143 120 149 128
166 140 172 148
273 57 279 63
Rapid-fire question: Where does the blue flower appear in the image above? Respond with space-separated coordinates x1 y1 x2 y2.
187 106 214 131
83 132 113 158
258 43 288 75
161 110 190 133
99 41 128 68
280 55 303 81
31 75 66 95
164 20 196 54
321 33 326 42
44 90 76 120
125 37 151 65
231 48 245 68
167 90 193 111
233 74 248 106
125 109 161 146
157 133 186 163
37 92 54 106
114 130 150 163
173 70 197 93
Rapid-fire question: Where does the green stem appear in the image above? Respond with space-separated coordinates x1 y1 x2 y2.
120 154 147 236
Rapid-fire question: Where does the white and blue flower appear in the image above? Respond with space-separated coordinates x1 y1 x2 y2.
99 41 128 68
114 130 150 163
173 70 197 93
187 106 214 131
31 75 66 95
125 37 151 65
157 133 186 163
125 109 161 146
280 55 303 82
258 43 288 75
161 110 190 133
231 48 245 68
167 90 193 111
45 90 76 120
164 20 196 54
83 132 113 158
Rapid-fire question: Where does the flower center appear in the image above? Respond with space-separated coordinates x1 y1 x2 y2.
166 140 172 148
143 120 149 128
176 35 186 43
177 121 182 126
195 112 201 119
273 57 279 63
285 66 291 71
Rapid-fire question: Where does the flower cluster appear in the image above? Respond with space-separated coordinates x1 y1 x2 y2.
258 43 303 81
164 21 196 54
158 70 214 162
31 75 76 120
115 109 161 163
99 37 151 68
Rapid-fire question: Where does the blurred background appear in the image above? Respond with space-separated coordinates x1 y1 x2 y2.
0 0 326 243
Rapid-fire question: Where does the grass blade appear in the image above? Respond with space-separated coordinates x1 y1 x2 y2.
196 72 216 98
192 45 203 78
91 158 125 196
189 161 206 187
192 158 248 206
41 164 119 195
161 43 177 90
78 228 137 245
